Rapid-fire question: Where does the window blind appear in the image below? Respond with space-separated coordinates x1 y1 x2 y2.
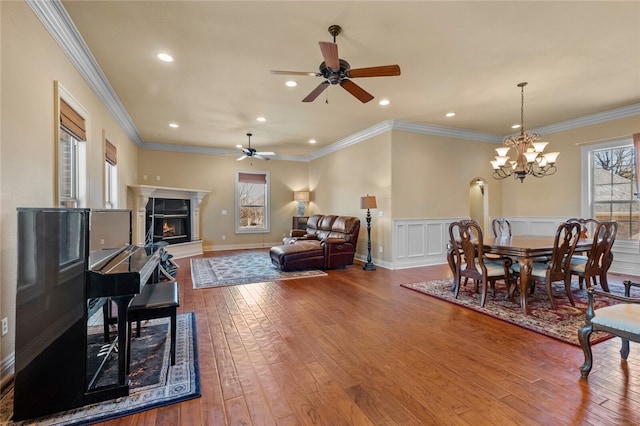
60 99 87 141
105 139 117 165
238 172 266 184
634 133 640 197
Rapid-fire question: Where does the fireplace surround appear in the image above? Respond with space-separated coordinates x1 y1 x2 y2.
129 185 209 258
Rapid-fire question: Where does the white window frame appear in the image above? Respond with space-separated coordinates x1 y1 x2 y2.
105 160 117 209
581 137 638 241
56 83 87 208
235 170 270 234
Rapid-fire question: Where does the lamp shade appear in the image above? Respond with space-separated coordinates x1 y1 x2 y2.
293 191 310 202
360 195 377 209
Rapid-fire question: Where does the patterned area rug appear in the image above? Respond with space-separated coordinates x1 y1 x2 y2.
401 279 618 346
2 313 200 425
191 252 327 289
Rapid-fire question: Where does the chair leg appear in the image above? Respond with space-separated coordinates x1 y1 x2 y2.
479 279 488 307
578 323 594 378
621 338 630 360
564 276 576 306
578 276 584 290
545 279 557 310
600 273 610 292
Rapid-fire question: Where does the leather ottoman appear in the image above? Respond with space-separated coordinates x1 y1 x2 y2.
270 240 325 271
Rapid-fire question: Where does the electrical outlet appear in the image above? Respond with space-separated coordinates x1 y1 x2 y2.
378 246 384 254
2 318 8 336
222 235 226 241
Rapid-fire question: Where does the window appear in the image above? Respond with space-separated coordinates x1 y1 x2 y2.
105 139 117 208
235 170 270 233
583 139 639 240
56 82 87 207
59 129 79 206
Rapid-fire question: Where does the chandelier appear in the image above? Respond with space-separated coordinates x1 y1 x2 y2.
490 82 559 183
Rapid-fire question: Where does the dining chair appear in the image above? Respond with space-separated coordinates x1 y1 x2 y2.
578 280 640 378
491 217 512 237
511 221 581 310
447 219 478 292
569 221 617 292
449 220 512 307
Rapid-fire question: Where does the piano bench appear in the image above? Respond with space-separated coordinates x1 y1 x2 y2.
127 281 179 368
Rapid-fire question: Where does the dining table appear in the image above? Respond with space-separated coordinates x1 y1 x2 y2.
478 235 592 314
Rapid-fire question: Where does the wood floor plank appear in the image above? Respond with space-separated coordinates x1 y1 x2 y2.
88 249 640 425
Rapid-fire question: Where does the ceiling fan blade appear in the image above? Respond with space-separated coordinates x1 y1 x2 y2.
254 155 270 161
237 155 247 161
319 41 339 69
256 151 275 156
270 70 321 76
340 79 374 103
347 65 401 78
302 82 330 102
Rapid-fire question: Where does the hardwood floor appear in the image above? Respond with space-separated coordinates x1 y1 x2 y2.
101 249 640 425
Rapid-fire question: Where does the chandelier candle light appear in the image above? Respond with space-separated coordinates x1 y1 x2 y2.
360 195 377 271
490 82 560 183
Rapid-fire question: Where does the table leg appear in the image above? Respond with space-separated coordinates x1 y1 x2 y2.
518 257 533 314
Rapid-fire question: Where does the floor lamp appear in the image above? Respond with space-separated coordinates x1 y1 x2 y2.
360 195 377 271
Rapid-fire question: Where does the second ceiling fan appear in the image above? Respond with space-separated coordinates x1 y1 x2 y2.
271 25 401 103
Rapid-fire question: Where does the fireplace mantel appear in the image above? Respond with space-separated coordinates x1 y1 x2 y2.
128 185 210 258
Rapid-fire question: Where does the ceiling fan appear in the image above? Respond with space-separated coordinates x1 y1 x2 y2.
271 25 401 103
237 133 275 161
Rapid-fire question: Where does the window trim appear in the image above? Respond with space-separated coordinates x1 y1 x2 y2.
234 169 270 234
55 81 88 207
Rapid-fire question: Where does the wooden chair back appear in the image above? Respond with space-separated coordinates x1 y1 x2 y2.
449 220 486 282
547 222 581 282
567 218 600 239
584 221 618 284
491 218 512 237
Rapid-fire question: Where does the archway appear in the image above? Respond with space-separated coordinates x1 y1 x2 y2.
469 177 489 233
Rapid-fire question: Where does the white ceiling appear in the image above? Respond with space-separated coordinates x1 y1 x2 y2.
59 1 640 159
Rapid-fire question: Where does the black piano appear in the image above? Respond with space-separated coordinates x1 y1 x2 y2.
13 208 161 421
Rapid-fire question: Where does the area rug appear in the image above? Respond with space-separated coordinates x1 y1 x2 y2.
191 252 327 289
1 312 200 425
401 279 619 346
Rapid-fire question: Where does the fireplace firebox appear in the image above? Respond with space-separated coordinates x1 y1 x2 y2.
146 198 191 245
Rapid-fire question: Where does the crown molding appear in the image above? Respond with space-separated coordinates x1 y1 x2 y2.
33 0 640 161
27 0 143 146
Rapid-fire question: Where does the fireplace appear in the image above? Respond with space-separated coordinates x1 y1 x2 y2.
146 198 191 245
129 185 210 258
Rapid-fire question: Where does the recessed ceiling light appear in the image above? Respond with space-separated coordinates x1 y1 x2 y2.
285 80 297 87
512 124 521 129
309 139 317 144
378 99 390 106
256 117 266 122
445 112 456 117
169 123 179 128
156 52 174 62
236 144 243 148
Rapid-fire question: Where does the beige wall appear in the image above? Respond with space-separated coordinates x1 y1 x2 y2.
309 132 392 262
0 2 140 376
136 149 309 248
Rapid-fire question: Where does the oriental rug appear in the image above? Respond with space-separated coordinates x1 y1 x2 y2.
1 312 200 425
191 251 327 289
401 279 619 346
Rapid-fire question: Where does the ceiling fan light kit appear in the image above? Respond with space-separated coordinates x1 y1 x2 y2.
271 25 401 103
237 133 275 161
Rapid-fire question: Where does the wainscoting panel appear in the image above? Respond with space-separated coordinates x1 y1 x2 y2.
392 218 466 269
